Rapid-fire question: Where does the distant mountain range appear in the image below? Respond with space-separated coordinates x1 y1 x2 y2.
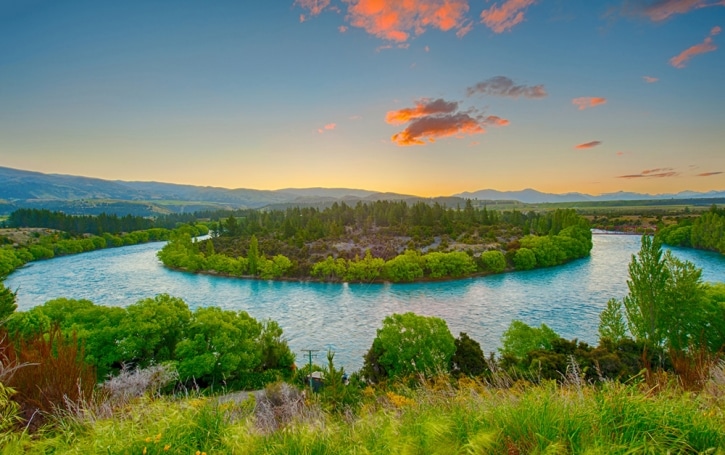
1 166 724 216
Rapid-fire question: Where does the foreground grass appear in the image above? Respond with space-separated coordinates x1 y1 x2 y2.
5 379 725 454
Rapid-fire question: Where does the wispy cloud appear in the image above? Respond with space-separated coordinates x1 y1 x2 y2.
317 123 337 133
642 167 674 174
575 141 602 149
628 0 725 21
385 98 459 124
669 26 720 68
697 171 723 176
387 98 508 146
466 76 547 98
617 168 679 178
295 0 331 22
343 0 471 42
339 25 348 32
572 97 607 110
643 75 659 83
480 0 537 33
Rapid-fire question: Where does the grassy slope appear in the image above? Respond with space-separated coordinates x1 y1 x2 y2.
7 377 725 454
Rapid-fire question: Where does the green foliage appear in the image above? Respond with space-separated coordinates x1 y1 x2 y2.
423 251 477 278
363 312 456 381
598 298 628 343
622 235 717 354
622 235 669 348
512 247 536 270
345 250 385 282
0 382 21 439
258 320 295 372
0 283 17 321
450 332 488 377
480 250 506 273
175 307 262 387
116 294 192 367
310 256 347 281
258 254 293 279
248 235 260 275
499 320 559 361
320 350 361 413
383 250 424 282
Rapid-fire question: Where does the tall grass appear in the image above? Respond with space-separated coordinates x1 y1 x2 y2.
9 374 725 454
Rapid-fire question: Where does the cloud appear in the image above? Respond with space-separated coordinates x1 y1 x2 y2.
466 76 547 98
317 123 337 133
617 168 679 178
295 0 331 21
642 167 674 174
643 75 659 83
697 171 723 176
339 25 348 32
572 97 607 110
385 98 459 124
387 98 509 146
575 141 602 149
669 26 720 68
343 0 471 42
630 0 725 21
480 0 536 33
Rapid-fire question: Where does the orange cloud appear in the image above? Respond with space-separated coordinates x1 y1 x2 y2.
642 167 674 174
575 141 602 149
317 123 337 133
466 76 546 98
480 0 536 33
339 25 348 32
669 26 719 68
618 170 679 178
295 0 331 20
572 97 607 110
643 75 659 83
635 0 724 21
388 98 508 146
391 113 507 146
697 171 723 176
385 98 458 125
344 0 471 42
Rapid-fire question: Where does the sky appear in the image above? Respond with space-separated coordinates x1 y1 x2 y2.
1 0 724 197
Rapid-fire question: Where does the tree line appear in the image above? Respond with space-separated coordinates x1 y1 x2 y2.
658 205 725 253
158 203 593 282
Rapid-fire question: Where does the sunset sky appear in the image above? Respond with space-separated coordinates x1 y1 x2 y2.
1 0 724 197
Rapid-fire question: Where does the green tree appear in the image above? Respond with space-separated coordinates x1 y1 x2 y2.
175 307 262 386
311 256 347 281
248 235 260 275
258 319 295 371
383 250 424 282
480 250 506 273
622 235 670 349
513 247 536 270
598 298 627 343
451 332 488 377
362 312 455 381
500 320 559 361
0 282 17 320
116 294 192 366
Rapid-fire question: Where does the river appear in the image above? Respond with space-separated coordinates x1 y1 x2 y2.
6 234 725 371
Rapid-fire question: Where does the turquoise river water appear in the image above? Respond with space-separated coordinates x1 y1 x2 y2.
6 234 725 371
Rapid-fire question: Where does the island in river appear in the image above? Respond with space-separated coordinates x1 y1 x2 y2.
158 201 594 283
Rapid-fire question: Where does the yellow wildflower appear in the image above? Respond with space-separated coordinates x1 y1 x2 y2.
164 444 171 451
